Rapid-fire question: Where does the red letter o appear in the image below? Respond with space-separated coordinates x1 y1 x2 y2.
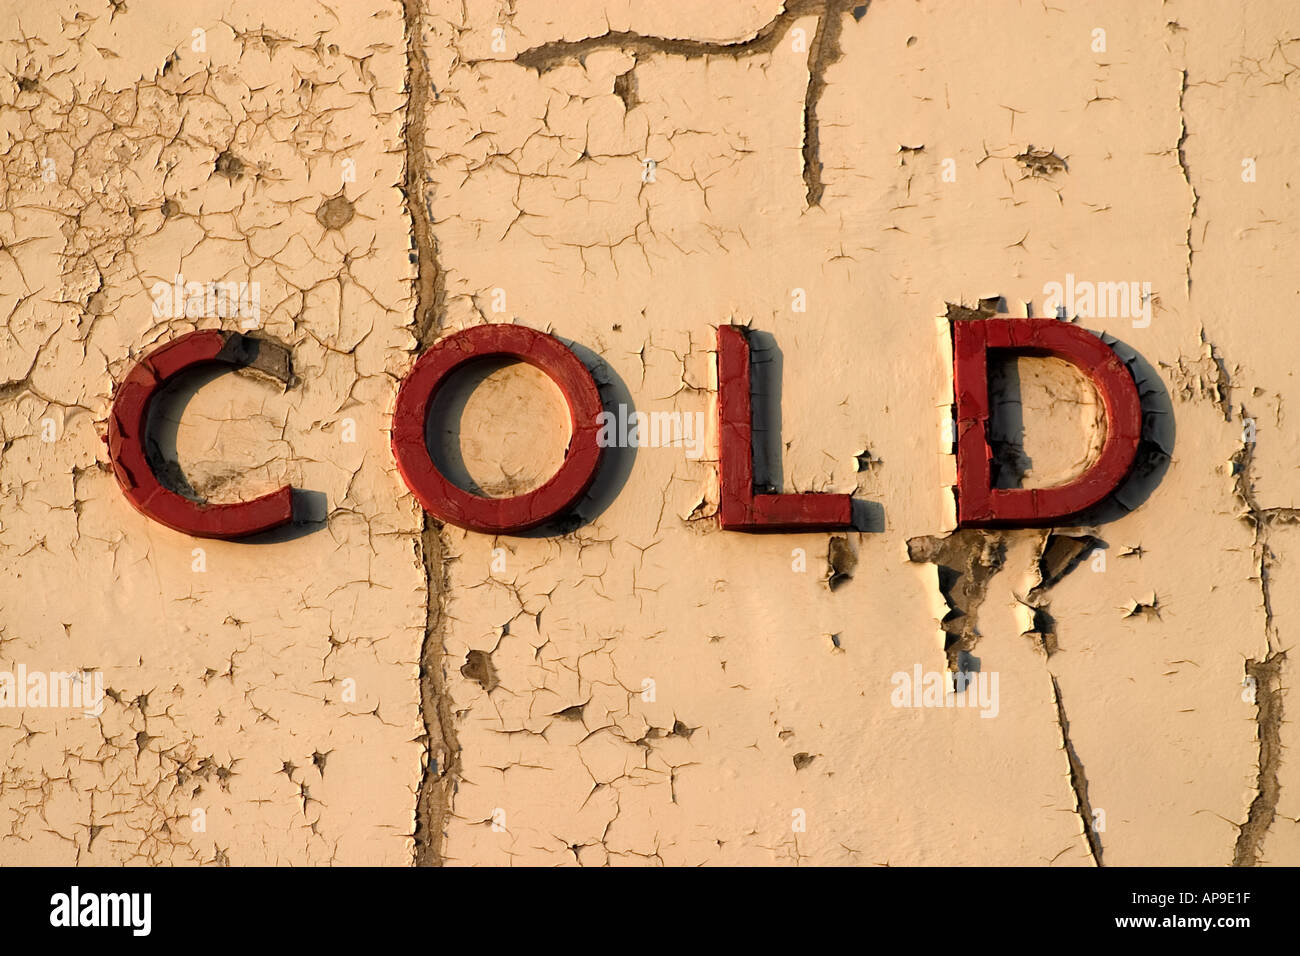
392 325 603 534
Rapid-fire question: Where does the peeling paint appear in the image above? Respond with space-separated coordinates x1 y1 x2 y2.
3 0 1300 869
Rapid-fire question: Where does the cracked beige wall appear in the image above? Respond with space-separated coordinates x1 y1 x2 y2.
0 1 421 864
2 0 1298 866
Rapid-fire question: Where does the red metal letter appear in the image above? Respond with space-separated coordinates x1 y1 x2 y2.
107 330 295 538
952 318 1142 527
716 325 852 531
392 325 604 534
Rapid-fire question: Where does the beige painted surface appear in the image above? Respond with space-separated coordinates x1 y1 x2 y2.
0 0 1296 866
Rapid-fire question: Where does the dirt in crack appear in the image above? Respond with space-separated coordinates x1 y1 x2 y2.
1233 651 1285 866
403 0 459 867
510 0 864 208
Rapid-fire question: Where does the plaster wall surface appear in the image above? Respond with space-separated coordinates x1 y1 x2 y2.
0 0 1295 866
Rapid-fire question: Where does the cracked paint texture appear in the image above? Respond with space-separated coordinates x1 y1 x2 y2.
2 0 1299 866
1 0 421 864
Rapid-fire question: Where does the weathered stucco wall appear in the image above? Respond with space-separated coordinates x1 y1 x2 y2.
1 0 1297 866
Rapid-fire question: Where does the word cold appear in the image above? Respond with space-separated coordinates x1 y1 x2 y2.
105 319 1143 539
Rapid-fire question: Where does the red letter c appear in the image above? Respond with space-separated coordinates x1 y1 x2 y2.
107 330 295 538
